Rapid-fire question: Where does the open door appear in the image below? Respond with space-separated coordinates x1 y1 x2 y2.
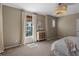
21 12 37 44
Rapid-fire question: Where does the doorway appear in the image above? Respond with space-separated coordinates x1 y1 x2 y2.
24 15 33 44
22 13 37 44
25 16 32 37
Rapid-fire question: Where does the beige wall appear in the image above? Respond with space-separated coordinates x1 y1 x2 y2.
36 15 57 40
57 13 79 38
0 4 4 53
3 5 21 48
45 15 57 40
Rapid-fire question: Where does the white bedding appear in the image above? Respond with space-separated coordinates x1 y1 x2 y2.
51 36 79 56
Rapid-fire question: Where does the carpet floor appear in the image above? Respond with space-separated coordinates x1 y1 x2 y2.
1 40 55 56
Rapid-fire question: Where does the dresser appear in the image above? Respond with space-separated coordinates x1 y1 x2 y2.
37 31 46 41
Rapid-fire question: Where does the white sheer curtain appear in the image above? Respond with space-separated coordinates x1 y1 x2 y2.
32 14 37 42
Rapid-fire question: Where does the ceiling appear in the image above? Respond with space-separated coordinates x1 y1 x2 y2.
3 3 79 17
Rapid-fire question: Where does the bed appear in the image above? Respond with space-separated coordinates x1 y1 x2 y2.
51 36 79 56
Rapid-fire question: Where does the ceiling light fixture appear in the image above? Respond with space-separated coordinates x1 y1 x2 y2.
56 3 67 15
